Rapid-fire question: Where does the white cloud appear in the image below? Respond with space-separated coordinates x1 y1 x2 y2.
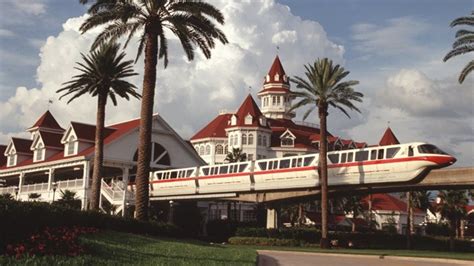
0 0 344 142
9 0 46 16
351 17 430 56
0 29 15 38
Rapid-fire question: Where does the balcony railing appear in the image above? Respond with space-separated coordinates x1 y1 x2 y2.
21 183 49 193
0 186 17 195
57 179 83 190
101 180 125 202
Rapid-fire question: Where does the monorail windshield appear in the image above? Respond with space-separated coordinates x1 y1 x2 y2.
417 144 448 155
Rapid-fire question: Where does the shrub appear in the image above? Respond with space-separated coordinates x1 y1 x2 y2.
425 223 450 236
0 199 183 254
228 237 299 246
236 227 321 243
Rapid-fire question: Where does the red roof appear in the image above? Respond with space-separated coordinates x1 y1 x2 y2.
0 145 6 166
71 122 116 141
362 193 423 213
264 56 289 85
269 119 322 149
28 110 63 131
466 205 474 214
11 138 33 154
0 116 142 171
379 127 400 146
38 131 63 148
191 113 232 140
232 94 268 128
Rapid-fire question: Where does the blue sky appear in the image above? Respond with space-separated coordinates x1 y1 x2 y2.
0 0 472 166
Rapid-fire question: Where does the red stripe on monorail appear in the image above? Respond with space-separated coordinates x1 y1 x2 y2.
328 156 438 168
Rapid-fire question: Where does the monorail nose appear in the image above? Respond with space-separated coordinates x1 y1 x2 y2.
449 156 457 165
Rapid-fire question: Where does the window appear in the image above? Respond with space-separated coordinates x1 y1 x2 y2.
341 153 347 163
224 145 228 154
230 115 237 126
245 114 252 125
377 149 384 160
280 159 291 169
242 134 247 145
262 136 267 147
370 150 377 160
277 96 281 105
205 145 211 155
266 75 270 82
347 152 354 162
35 143 44 162
257 135 262 146
275 73 279 81
216 145 224 154
303 156 315 166
272 96 276 105
355 151 369 162
220 165 228 174
7 155 15 167
199 146 204 155
281 138 294 147
418 144 447 155
247 154 253 161
291 158 303 167
408 146 414 157
328 154 339 163
258 162 267 170
66 135 76 156
248 134 254 145
386 147 400 158
314 141 320 150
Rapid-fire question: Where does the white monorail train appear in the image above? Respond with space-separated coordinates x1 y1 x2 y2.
148 142 456 197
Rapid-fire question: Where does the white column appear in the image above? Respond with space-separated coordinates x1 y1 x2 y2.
81 161 90 210
18 172 25 195
47 168 55 190
121 167 129 217
266 208 278 229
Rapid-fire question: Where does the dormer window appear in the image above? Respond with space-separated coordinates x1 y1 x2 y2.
281 137 294 147
34 143 45 162
259 117 267 126
230 115 237 126
7 154 16 167
266 75 270 82
65 135 77 156
245 114 253 125
274 74 279 81
283 75 287 82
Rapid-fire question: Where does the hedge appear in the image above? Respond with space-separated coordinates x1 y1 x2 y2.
228 237 299 246
0 199 183 254
234 227 473 251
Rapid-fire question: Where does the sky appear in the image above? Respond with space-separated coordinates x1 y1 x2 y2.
0 0 472 166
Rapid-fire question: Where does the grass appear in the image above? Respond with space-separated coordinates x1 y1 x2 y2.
0 231 257 266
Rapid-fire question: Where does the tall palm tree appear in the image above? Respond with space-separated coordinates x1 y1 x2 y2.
443 11 474 83
289 58 363 249
80 0 228 221
225 148 247 163
400 191 431 248
57 42 139 211
437 190 468 251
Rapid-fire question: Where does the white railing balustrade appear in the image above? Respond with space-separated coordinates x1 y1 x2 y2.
0 186 17 195
101 180 124 202
21 183 49 193
57 179 83 190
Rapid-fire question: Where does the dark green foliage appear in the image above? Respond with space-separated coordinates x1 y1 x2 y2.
173 202 203 237
225 148 247 163
228 237 299 246
425 223 450 237
0 199 183 254
205 220 258 243
236 227 321 243
52 190 82 210
0 193 14 200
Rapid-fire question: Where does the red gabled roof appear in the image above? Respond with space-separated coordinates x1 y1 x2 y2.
70 122 115 141
11 138 33 154
0 145 6 166
28 110 64 131
264 56 289 85
379 127 400 146
354 142 367 148
269 119 322 149
38 131 63 149
233 94 268 128
362 193 423 213
191 113 232 140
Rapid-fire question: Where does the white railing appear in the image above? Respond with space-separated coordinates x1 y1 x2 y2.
0 186 17 195
57 179 83 190
101 180 124 202
21 183 49 193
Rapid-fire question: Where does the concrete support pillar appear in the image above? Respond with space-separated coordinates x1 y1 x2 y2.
82 161 90 210
266 208 278 229
122 167 129 217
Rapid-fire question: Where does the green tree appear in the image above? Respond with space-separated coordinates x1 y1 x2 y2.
80 0 228 221
437 190 468 251
0 193 14 200
401 191 432 249
28 193 41 201
289 58 363 248
57 42 139 211
341 195 364 232
225 148 247 163
443 11 474 83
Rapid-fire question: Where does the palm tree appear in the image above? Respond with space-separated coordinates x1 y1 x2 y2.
289 58 363 249
443 11 474 83
225 148 247 163
57 42 140 211
341 195 364 232
80 0 228 221
437 190 468 251
401 191 432 248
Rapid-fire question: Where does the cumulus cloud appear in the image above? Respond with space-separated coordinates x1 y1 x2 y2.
0 0 344 143
351 17 430 56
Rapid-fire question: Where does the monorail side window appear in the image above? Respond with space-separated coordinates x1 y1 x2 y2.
258 162 267 170
303 156 315 166
268 161 275 170
280 159 291 169
355 151 368 162
347 152 354 162
328 154 339 163
186 170 194 177
156 173 163 180
408 146 414 157
386 147 400 158
220 165 228 174
202 168 210 175
291 158 303 168
418 144 448 155
377 149 384 160
170 171 178 179
341 153 347 163
370 150 377 160
239 163 248 172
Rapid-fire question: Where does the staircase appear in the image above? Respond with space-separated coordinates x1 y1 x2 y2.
100 179 134 215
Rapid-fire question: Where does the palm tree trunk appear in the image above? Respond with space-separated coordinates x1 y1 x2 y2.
449 218 456 251
406 192 412 249
318 104 330 249
352 217 356 233
135 32 158 221
90 93 107 210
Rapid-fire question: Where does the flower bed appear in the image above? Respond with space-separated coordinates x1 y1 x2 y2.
6 226 98 259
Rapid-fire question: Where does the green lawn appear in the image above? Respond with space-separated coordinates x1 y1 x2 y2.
0 231 257 266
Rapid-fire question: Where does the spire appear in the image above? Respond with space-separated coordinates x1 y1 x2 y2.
379 127 400 146
264 55 289 85
27 110 64 132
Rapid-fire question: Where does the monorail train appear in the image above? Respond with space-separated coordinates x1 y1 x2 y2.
149 142 456 197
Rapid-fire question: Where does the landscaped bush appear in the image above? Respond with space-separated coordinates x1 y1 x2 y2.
228 237 299 246
236 227 321 243
0 199 183 254
425 223 450 236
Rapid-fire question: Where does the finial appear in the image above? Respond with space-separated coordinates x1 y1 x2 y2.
387 121 390 127
248 86 252 94
276 46 280 55
47 99 53 110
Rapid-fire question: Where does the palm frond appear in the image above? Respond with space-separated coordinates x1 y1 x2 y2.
459 60 474 83
455 29 474 38
443 45 474 61
453 34 474 48
450 16 474 27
